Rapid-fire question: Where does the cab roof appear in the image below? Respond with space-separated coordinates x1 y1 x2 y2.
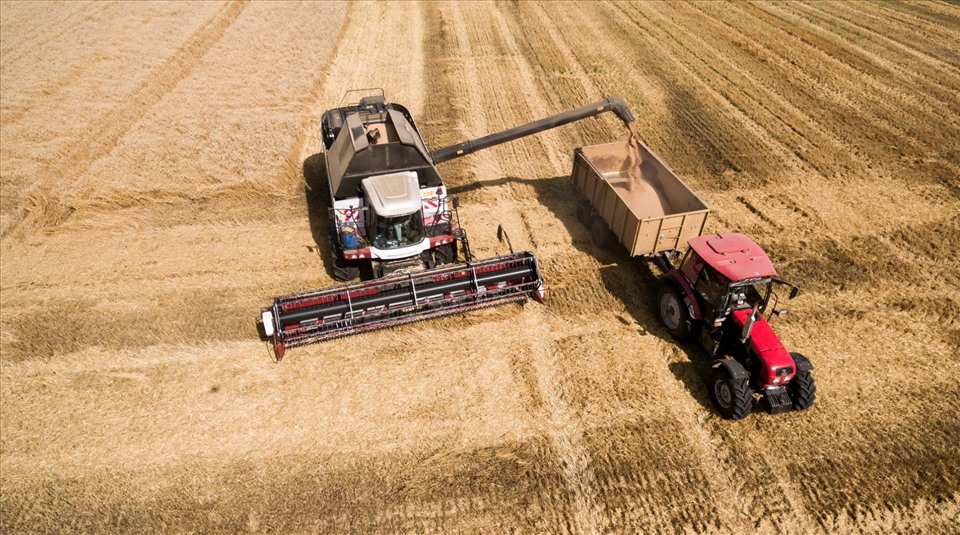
688 232 777 282
362 171 421 217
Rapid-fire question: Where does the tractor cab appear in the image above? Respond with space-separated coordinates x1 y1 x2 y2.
680 233 795 325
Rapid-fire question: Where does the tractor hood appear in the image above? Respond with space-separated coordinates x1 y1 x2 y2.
732 309 795 385
363 171 421 217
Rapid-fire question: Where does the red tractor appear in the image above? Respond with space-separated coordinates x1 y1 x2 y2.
654 233 816 419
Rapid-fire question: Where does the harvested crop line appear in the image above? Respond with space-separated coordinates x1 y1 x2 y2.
9 0 248 237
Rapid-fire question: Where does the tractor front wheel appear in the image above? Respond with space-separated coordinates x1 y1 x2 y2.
789 363 816 410
655 280 692 341
709 366 753 420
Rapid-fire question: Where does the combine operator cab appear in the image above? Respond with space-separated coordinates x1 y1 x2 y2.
320 90 462 281
655 233 816 419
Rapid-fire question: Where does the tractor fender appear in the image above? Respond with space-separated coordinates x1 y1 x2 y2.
710 358 750 380
789 352 814 372
666 270 702 320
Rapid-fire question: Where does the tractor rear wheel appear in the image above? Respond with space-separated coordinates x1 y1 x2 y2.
590 217 615 248
709 366 753 420
655 280 692 341
789 364 816 410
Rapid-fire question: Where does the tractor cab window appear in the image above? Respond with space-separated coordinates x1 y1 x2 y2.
371 211 424 249
696 267 729 313
727 280 773 312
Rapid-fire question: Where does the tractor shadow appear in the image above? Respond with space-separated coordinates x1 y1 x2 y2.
449 174 714 411
303 152 336 277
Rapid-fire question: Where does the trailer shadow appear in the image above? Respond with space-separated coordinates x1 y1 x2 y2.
303 152 336 277
449 174 714 412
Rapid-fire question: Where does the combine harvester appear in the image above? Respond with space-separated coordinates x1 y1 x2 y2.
261 90 635 359
571 138 816 418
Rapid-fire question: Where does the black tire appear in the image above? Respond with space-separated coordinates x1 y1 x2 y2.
420 250 437 270
434 243 457 265
788 358 816 411
655 280 692 341
332 258 360 281
709 366 753 420
575 200 591 226
590 217 615 248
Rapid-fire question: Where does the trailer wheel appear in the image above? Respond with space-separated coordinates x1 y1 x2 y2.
575 200 591 226
655 280 692 341
788 361 816 410
590 217 615 248
709 366 753 420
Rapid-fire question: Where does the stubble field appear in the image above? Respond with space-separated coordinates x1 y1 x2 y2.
1 1 958 533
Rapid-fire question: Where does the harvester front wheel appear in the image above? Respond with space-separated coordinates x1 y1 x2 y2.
709 367 753 420
788 356 816 410
655 280 692 341
590 217 615 249
434 243 457 265
333 258 360 281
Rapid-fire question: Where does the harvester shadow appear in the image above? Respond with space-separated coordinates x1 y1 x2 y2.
450 174 714 411
303 152 336 277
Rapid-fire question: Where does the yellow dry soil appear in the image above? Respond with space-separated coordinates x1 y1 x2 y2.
2 1 958 533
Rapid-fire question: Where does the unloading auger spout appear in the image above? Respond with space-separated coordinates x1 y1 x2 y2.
430 97 635 164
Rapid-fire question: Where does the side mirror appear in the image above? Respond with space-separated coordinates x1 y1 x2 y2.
789 286 800 300
497 224 504 242
452 196 460 209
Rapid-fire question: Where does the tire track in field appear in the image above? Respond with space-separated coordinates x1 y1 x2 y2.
867 2 960 48
7 0 248 238
798 0 960 76
758 2 959 111
644 1 842 182
438 1 502 185
283 1 353 191
664 0 960 202
523 314 608 535
601 2 789 185
738 2 960 180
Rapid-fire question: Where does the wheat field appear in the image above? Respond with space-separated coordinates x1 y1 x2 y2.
2 1 959 533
